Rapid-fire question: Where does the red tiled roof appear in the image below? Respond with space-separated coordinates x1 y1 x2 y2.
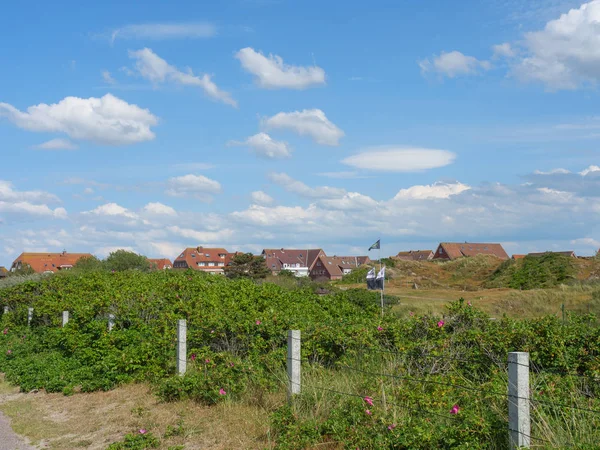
262 248 325 272
173 247 231 272
148 258 173 270
512 254 526 260
11 252 93 273
434 243 509 260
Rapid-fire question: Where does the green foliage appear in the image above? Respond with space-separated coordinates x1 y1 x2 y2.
73 255 104 272
224 252 270 279
106 431 159 449
8 264 36 276
104 250 151 272
487 253 576 289
380 257 396 268
339 266 371 284
278 269 296 278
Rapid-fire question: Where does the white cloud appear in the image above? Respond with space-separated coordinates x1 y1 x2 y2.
393 182 471 200
110 22 216 42
492 43 515 58
571 237 600 249
32 138 78 150
580 165 600 176
143 202 177 216
167 225 234 243
102 70 116 84
231 204 341 227
419 51 491 78
251 191 274 205
319 192 379 210
262 109 344 146
229 132 292 158
0 181 60 204
342 146 456 172
268 172 346 198
235 47 326 89
166 174 222 200
316 171 365 179
0 94 158 145
84 203 138 219
147 241 184 259
95 246 136 257
83 188 94 195
513 1 600 89
128 48 237 107
533 168 571 175
0 201 67 218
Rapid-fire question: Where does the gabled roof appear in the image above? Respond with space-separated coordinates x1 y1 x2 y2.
262 248 325 271
436 243 509 260
396 250 433 261
148 258 173 269
512 254 526 260
318 256 344 277
11 252 93 273
174 247 231 269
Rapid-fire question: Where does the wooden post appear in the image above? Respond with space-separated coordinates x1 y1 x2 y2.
287 330 301 401
177 319 187 376
62 311 69 327
508 352 530 449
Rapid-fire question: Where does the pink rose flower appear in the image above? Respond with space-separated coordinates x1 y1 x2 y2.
437 320 444 328
256 320 261 325
377 326 383 331
2 328 7 335
190 354 196 362
450 404 460 415
467 301 472 306
204 358 210 364
219 388 227 395
6 350 11 355
364 396 374 407
387 423 397 431
139 428 147 434
365 409 372 415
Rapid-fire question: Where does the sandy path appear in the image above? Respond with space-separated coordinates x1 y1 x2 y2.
0 410 36 450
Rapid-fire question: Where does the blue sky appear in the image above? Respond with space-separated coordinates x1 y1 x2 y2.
1 0 600 266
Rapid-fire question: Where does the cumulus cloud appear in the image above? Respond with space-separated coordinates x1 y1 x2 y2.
268 172 346 198
580 165 600 176
492 43 515 58
0 202 67 219
251 191 274 205
84 203 138 219
419 51 491 78
512 1 600 89
143 202 177 216
168 225 234 243
229 132 292 158
235 47 326 89
262 109 344 146
0 181 60 204
128 48 237 107
0 94 158 145
342 147 456 172
166 174 222 200
393 182 471 200
110 22 216 42
102 70 116 84
32 138 78 150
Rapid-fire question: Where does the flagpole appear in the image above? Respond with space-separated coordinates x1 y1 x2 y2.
379 242 384 317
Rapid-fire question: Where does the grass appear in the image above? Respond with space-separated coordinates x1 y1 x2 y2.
0 376 278 449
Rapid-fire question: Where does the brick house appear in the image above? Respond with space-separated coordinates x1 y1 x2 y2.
395 250 434 261
148 258 173 270
10 251 93 273
261 248 326 277
310 255 368 281
173 247 232 274
432 243 509 261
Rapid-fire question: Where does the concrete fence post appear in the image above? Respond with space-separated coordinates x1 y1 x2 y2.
3 306 8 314
62 311 69 327
108 314 115 332
177 319 187 376
287 330 301 401
27 307 33 327
508 352 530 449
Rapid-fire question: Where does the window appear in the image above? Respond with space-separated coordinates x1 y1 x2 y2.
299 254 303 258
179 253 184 258
191 253 196 257
272 264 275 268
205 253 210 257
317 261 321 266
198 262 206 267
218 262 224 267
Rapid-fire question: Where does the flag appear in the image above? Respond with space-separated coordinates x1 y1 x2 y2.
368 239 380 251
366 268 376 290
376 266 385 290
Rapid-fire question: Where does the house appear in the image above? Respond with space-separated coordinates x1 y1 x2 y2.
148 258 173 270
10 251 93 274
0 267 7 278
432 243 509 261
261 248 326 277
173 247 232 274
309 255 368 281
512 254 526 260
395 250 434 261
527 251 577 258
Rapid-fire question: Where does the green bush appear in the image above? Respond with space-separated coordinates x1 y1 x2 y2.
106 431 159 449
487 253 576 289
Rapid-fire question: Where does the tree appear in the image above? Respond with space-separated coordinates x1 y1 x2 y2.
224 253 270 280
278 269 296 278
73 255 104 272
7 264 35 276
104 250 151 272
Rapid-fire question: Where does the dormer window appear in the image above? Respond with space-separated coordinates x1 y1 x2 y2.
191 254 196 257
205 253 210 257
